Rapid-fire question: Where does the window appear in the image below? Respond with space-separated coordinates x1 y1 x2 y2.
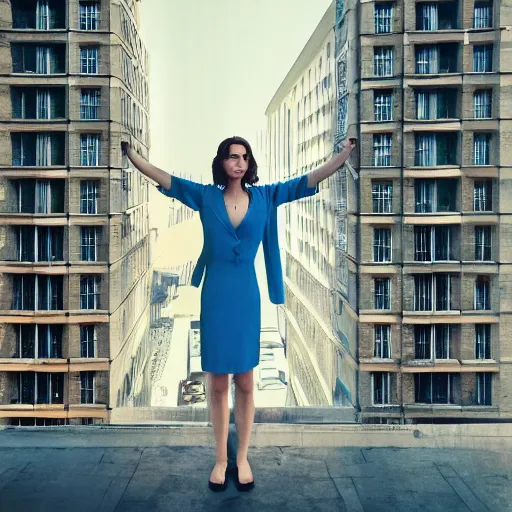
474 180 492 211
11 87 65 120
414 325 451 359
475 226 491 261
80 325 96 358
372 372 390 404
414 179 457 213
374 278 390 310
374 91 393 121
80 134 100 166
475 324 491 359
81 226 98 261
80 46 99 74
414 274 452 311
373 228 391 262
416 89 457 120
373 134 392 166
414 226 455 262
474 2 492 29
473 45 492 72
373 47 394 77
476 373 492 405
80 371 95 404
15 373 64 405
473 133 490 165
415 373 454 404
80 1 99 30
416 45 438 74
474 90 492 119
80 276 100 309
374 325 391 358
372 181 393 213
80 89 100 119
12 0 65 29
414 133 458 166
374 3 392 34
80 180 98 214
475 276 491 310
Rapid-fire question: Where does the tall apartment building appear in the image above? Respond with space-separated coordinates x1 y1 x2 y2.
266 2 358 410
268 0 512 422
0 0 152 426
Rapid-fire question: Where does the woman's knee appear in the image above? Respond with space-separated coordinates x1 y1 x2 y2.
209 373 229 396
234 371 254 395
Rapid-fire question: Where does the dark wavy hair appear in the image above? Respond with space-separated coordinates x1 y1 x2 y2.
212 136 259 189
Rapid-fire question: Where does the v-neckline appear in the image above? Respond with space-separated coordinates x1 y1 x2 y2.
220 187 252 232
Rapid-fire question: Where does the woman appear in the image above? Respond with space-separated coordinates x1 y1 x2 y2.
122 136 356 492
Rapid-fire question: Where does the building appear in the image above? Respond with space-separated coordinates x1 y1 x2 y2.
0 0 152 425
265 2 358 409
356 0 512 423
267 0 512 422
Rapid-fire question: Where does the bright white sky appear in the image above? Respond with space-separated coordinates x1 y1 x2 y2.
139 0 333 189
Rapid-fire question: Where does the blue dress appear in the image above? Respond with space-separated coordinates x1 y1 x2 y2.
157 174 317 374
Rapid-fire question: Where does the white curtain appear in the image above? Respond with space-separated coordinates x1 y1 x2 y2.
415 134 437 166
35 180 50 213
36 46 50 74
417 91 438 120
36 0 50 30
36 134 51 167
36 88 51 119
419 3 438 31
417 46 439 74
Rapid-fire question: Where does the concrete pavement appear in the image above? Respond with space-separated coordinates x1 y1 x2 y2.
0 427 511 512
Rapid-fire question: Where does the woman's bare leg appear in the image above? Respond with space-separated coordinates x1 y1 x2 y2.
233 370 255 483
208 372 230 484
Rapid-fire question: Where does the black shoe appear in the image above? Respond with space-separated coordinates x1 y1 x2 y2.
234 466 255 492
208 467 228 492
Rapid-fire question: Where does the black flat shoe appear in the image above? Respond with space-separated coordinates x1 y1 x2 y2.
208 468 228 492
234 466 255 492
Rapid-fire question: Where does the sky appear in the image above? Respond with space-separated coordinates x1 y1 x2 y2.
138 0 333 189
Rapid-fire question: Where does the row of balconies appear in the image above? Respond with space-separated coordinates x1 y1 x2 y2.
0 177 150 219
0 322 108 360
3 0 148 71
0 273 108 312
0 370 107 407
361 86 502 123
359 272 501 314
363 371 495 410
365 0 497 36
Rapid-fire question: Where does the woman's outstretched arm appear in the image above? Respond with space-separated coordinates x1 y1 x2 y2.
122 141 171 189
306 138 356 188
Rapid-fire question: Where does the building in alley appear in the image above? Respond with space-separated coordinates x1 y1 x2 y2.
0 0 152 425
267 0 512 423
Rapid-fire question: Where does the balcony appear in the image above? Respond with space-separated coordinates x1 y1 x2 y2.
414 43 459 75
414 133 458 167
11 133 65 167
413 225 459 262
416 2 459 31
11 44 66 74
10 87 66 120
414 88 458 121
11 0 66 30
0 179 65 214
0 226 64 263
8 274 64 311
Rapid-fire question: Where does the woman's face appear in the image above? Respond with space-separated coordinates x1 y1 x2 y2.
222 144 249 180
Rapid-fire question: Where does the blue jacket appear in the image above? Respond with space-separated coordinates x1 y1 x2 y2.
157 174 319 304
